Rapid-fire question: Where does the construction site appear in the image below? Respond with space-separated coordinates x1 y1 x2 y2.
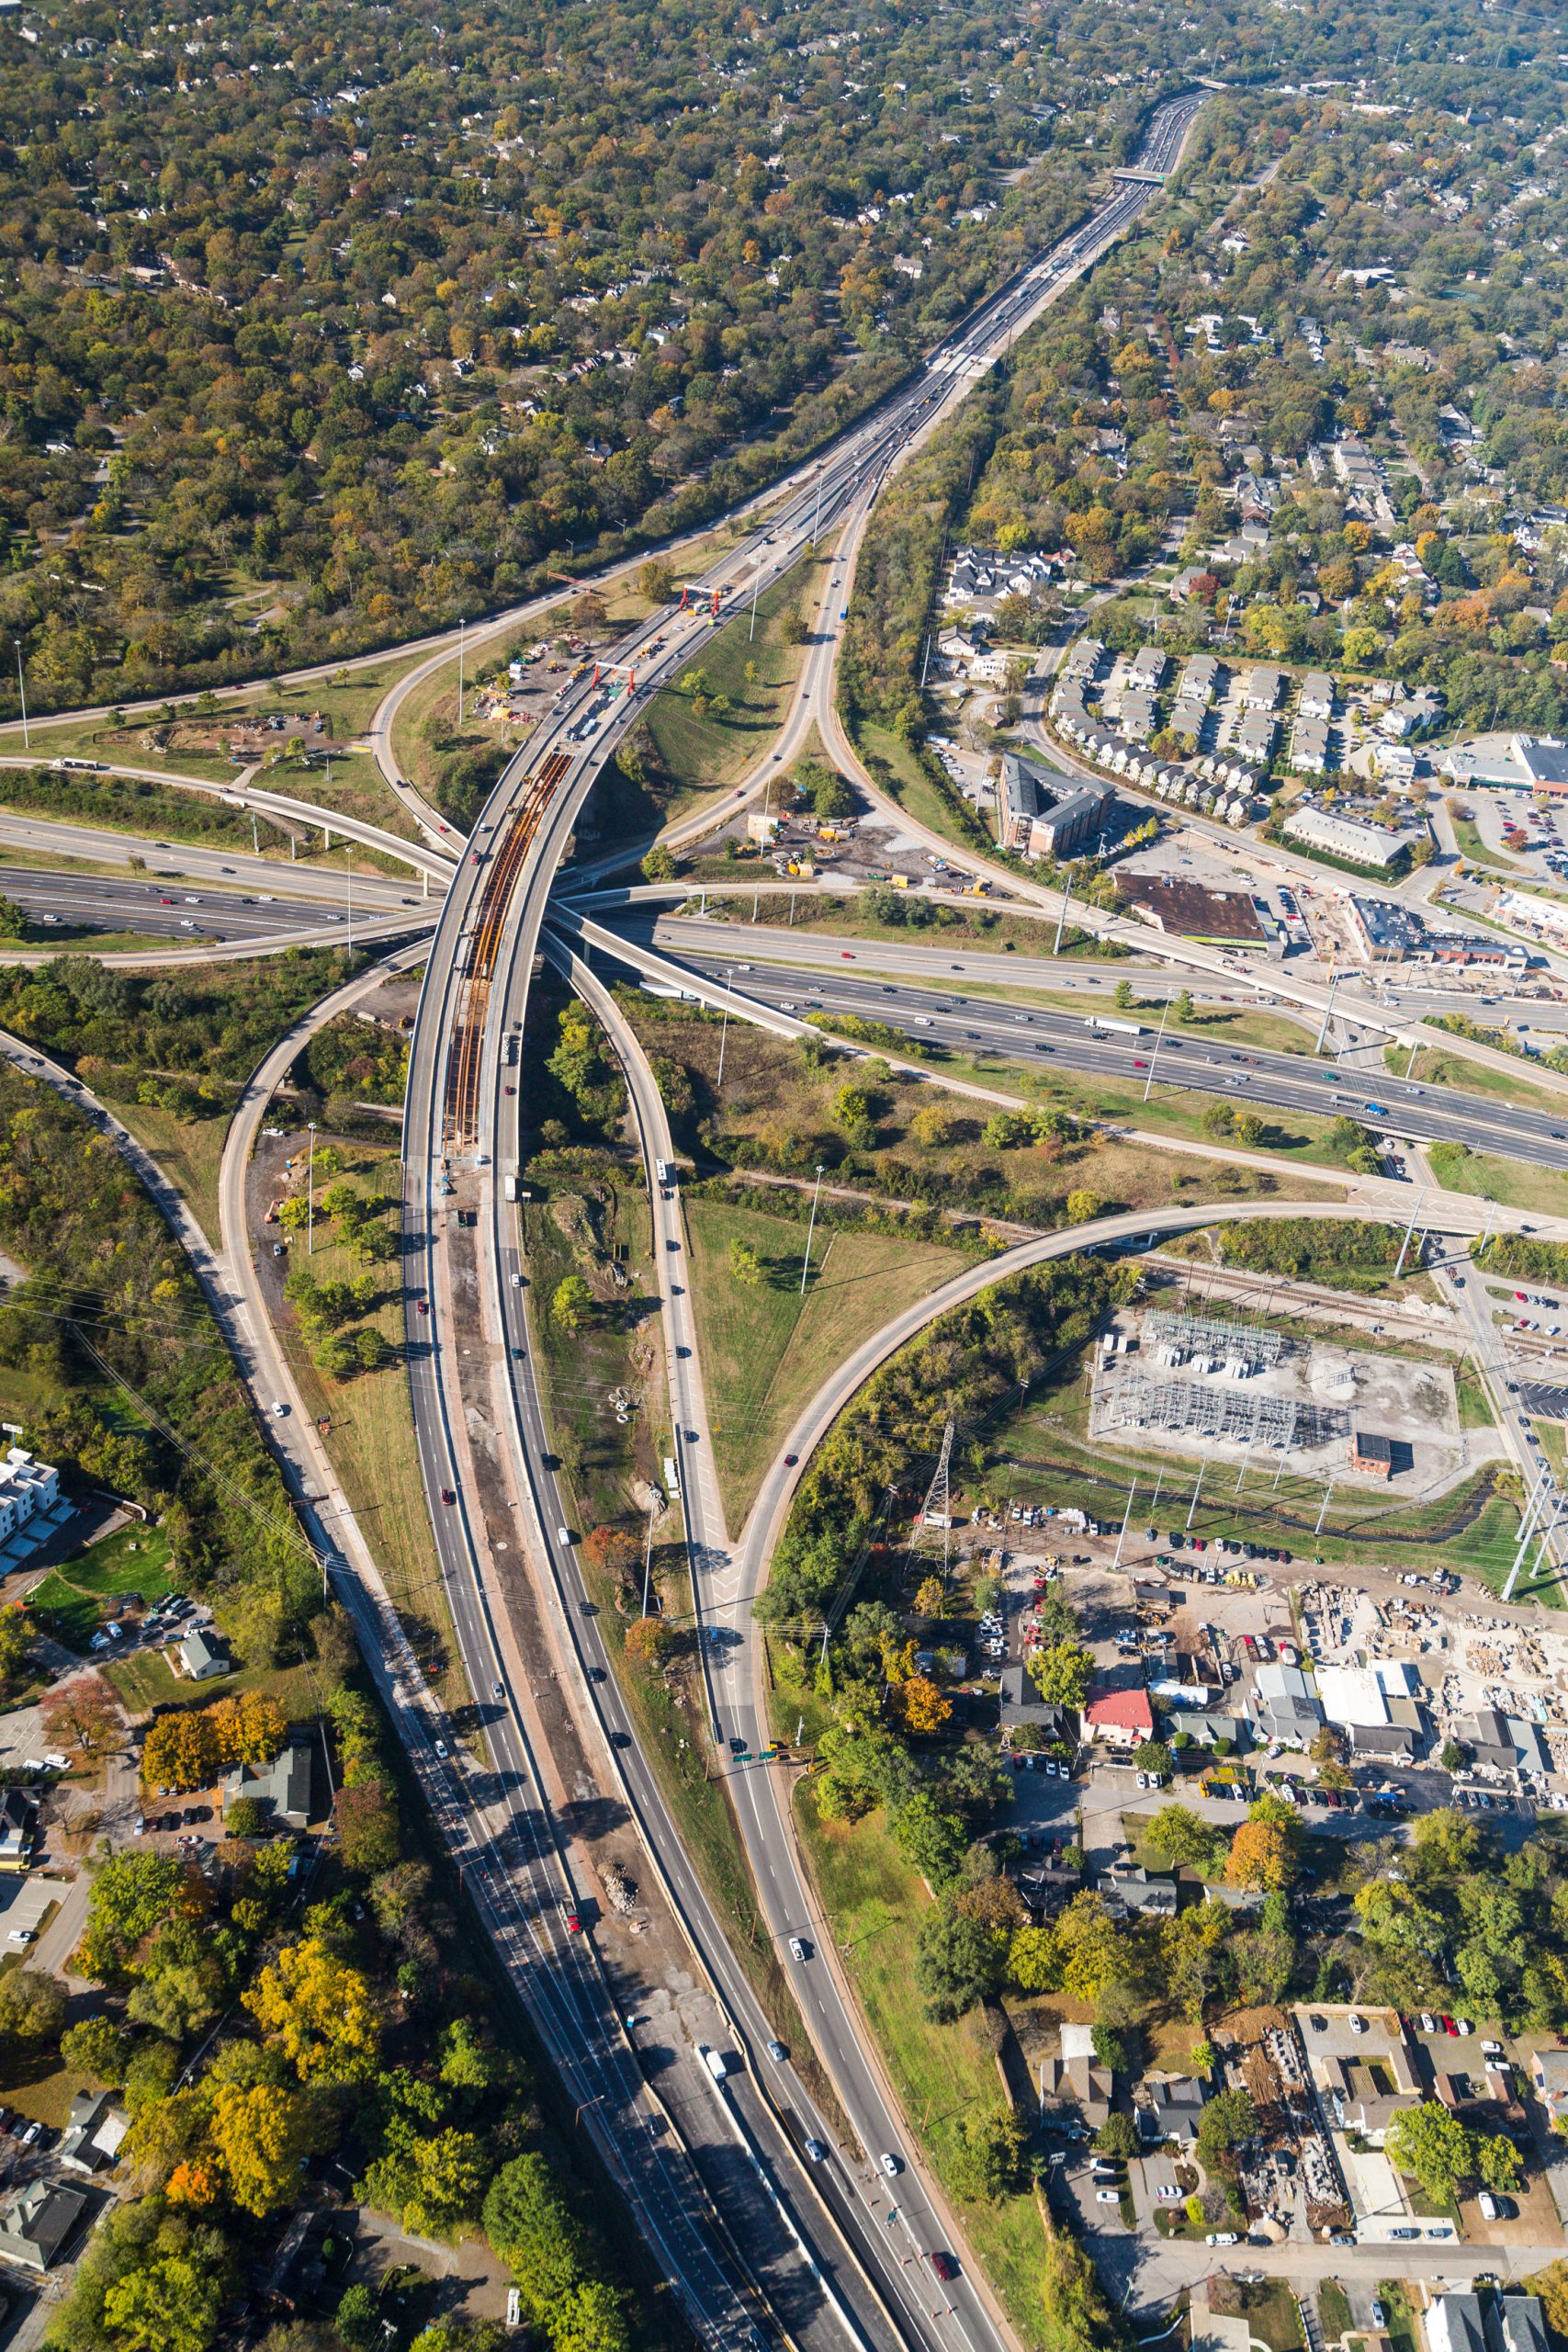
1088 1306 1477 1495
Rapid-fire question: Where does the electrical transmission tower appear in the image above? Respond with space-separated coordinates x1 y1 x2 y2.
917 1419 956 1582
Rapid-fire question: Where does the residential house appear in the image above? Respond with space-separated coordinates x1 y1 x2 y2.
178 1626 230 1682
0 2177 88 2272
1163 1709 1246 1749
1427 2300 1489 2352
1238 666 1285 711
1138 2075 1209 2145
1250 1661 1324 1747
998 1666 1078 1745
58 2089 130 2177
221 1738 315 1832
1531 2046 1568 2129
1100 1862 1178 1920
1041 2022 1113 2132
1461 1708 1551 1779
1299 672 1336 721
1297 2004 1419 2147
0 1447 60 1544
1083 1689 1155 1748
1497 2301 1551 2352
0 1789 34 1872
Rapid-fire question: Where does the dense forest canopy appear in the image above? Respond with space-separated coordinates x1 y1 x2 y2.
2 0 1561 714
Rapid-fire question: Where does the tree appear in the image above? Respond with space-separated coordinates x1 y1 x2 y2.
142 1710 220 1793
0 897 27 941
1143 1805 1223 1870
1095 2111 1139 2161
1113 979 1135 1012
638 559 674 604
1173 990 1194 1023
78 1850 189 1980
897 1675 953 1736
893 1791 967 1886
1131 1741 1173 1780
0 1968 65 2043
1226 1806 1300 1893
40 1670 120 1760
1384 2101 1478 2199
1050 1893 1125 2003
551 1275 594 1335
61 2015 134 2085
623 1617 674 1668
1028 1640 1094 1710
728 1239 762 1286
209 1690 286 1768
1064 1190 1102 1226
640 844 676 882
950 2109 1028 2203
243 1938 381 2082
224 1798 267 1839
915 1899 1005 2022
913 1577 946 1619
0 1602 30 1690
336 1783 401 1876
1196 2087 1258 2165
104 2256 226 2352
1091 2024 1129 2075
211 2081 321 2217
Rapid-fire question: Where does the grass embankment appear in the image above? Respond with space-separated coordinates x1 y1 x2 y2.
1426 1141 1568 1221
697 888 1122 962
889 967 1315 1058
641 556 826 813
0 763 288 856
18 660 428 783
852 718 995 855
520 1182 665 1534
1449 811 1523 874
112 1102 230 1250
683 1195 964 1526
1003 1349 1555 1601
623 995 1348 1235
794 1797 1063 2346
262 1136 462 1708
1394 1044 1568 1114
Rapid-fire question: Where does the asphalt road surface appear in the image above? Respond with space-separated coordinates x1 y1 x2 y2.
649 942 1568 1175
0 863 414 944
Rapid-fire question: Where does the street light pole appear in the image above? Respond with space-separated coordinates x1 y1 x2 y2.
1314 970 1340 1055
345 848 353 954
1143 998 1170 1103
716 968 733 1088
307 1121 318 1255
13 642 27 751
800 1163 826 1296
457 616 467 727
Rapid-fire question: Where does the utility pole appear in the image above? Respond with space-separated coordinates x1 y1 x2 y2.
749 561 762 643
1393 1185 1427 1281
716 968 733 1088
1314 1481 1336 1538
457 616 467 727
1185 1459 1206 1530
919 1419 956 1581
1112 1479 1137 1570
250 812 260 856
1314 971 1340 1055
345 848 353 954
800 1163 826 1296
641 1500 659 1618
307 1121 318 1256
13 642 27 750
1053 868 1074 956
1143 998 1170 1103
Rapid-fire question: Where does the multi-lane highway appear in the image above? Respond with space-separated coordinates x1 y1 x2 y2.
641 938 1568 1175
0 862 423 947
394 86 1209 2352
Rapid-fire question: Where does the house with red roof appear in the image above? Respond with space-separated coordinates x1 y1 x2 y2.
1083 1688 1155 1748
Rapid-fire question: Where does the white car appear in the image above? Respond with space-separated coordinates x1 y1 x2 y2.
1205 2232 1238 2246
879 2153 902 2177
1096 2189 1120 2205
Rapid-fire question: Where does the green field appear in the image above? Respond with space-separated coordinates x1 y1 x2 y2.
643 555 826 806
683 1196 964 1525
1397 1044 1568 1114
1426 1140 1568 1220
112 1100 231 1250
852 718 994 854
26 1525 176 1652
794 1796 1060 2348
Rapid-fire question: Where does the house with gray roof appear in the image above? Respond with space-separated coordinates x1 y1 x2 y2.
222 1738 315 1831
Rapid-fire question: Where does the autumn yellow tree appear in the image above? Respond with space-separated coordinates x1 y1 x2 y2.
1225 1815 1295 1893
897 1676 953 1736
141 1710 220 1793
243 1938 381 2082
209 1691 287 1769
913 1577 946 1620
210 2081 321 2216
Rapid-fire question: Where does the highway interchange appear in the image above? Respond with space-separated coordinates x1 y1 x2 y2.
6 68 1566 2352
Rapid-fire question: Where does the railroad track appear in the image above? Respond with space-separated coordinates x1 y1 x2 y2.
444 749 570 1148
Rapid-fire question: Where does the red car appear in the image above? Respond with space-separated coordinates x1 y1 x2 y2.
441 1488 456 1505
927 2252 957 2281
1441 2015 1459 2036
416 1301 429 1317
784 1453 798 1466
563 1912 582 1935
1134 1058 1147 1069
840 951 855 960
